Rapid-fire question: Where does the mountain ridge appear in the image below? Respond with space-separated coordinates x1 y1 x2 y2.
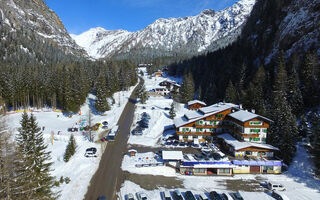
71 0 256 60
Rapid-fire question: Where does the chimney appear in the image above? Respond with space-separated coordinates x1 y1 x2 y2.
252 109 255 114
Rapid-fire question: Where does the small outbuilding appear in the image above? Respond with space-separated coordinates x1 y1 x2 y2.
187 100 207 110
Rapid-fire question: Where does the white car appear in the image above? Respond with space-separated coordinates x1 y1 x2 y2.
136 192 148 200
84 147 97 157
267 181 286 191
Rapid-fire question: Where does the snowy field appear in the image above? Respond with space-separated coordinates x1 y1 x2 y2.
5 84 137 200
128 68 187 147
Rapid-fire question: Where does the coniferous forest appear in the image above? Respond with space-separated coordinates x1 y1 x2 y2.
168 0 320 171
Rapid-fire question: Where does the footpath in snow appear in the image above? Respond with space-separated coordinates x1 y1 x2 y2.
6 84 137 200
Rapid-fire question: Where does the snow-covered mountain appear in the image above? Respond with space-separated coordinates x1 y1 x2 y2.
0 0 85 57
72 0 256 59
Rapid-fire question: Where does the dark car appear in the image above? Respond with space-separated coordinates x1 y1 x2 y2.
172 190 183 200
142 112 151 119
141 118 150 123
102 121 108 126
193 154 204 161
187 142 192 147
164 107 170 110
139 122 149 128
209 191 222 200
165 141 173 146
97 195 106 200
229 192 243 200
221 193 229 200
178 142 186 147
172 140 179 146
184 191 196 200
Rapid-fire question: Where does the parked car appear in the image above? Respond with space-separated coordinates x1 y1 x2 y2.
164 107 170 110
172 190 184 200
179 142 186 147
85 148 97 157
165 140 173 146
229 192 243 200
267 182 286 191
209 191 222 200
101 125 108 130
271 191 290 200
132 129 143 135
184 191 196 200
161 191 172 200
97 195 106 200
102 121 108 126
210 153 222 160
172 140 179 146
142 112 150 119
139 123 149 129
187 142 192 147
136 192 148 200
220 193 229 200
198 193 209 200
127 193 135 200
151 107 155 110
183 154 191 161
192 143 200 148
193 154 204 161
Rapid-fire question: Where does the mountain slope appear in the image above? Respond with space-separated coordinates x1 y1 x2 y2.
72 0 256 60
0 0 86 61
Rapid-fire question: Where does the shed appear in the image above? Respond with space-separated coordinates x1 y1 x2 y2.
162 151 183 162
187 100 207 110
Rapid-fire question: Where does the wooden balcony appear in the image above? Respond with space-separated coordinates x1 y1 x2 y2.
176 132 212 136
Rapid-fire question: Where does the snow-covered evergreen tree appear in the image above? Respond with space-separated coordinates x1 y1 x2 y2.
15 113 56 199
179 71 195 103
268 55 298 164
169 102 176 119
311 113 320 177
64 134 77 162
95 74 110 113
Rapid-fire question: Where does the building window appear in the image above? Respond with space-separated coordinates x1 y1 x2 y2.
263 129 268 133
194 168 206 173
249 121 263 125
246 151 252 155
219 168 230 174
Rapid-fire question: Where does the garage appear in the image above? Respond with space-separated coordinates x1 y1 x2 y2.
250 166 260 173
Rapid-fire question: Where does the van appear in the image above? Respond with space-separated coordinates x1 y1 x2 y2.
272 191 290 200
267 182 286 191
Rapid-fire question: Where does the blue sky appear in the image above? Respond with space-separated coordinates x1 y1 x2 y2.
45 0 239 34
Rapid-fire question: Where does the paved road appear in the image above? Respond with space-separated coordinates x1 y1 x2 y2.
84 80 142 200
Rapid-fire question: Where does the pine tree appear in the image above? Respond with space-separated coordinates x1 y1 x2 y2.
287 66 304 116
179 71 195 103
169 102 176 119
15 113 56 199
63 134 77 162
268 55 298 164
225 80 238 103
139 86 148 104
95 74 110 113
299 53 319 107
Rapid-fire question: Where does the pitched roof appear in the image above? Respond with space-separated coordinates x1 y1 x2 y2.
217 133 279 151
228 110 273 122
199 102 238 114
174 102 239 128
187 100 206 106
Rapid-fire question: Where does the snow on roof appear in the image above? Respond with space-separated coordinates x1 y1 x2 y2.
199 102 238 114
228 110 273 122
232 160 282 166
184 111 203 120
128 149 137 152
187 100 206 106
217 133 279 151
162 151 183 160
174 102 239 128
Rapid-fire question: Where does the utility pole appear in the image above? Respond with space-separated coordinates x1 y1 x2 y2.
88 109 92 142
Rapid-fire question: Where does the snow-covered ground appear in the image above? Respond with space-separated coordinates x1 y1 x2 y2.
5 84 137 200
128 68 187 147
121 152 176 177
